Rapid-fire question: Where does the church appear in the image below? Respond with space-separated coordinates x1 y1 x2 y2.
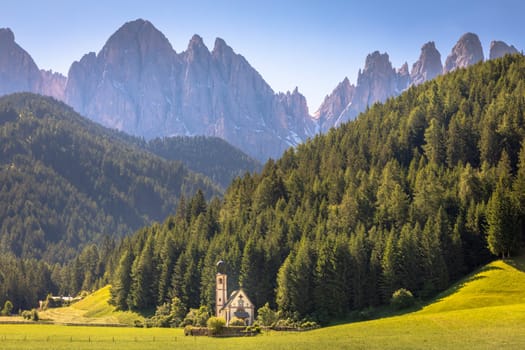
215 261 254 326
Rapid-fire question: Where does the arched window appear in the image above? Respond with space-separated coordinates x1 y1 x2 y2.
218 278 223 284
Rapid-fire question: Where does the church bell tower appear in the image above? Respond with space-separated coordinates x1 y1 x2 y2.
216 260 227 317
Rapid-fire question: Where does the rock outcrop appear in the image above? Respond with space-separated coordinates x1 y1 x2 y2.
39 70 67 100
396 62 410 92
444 33 484 73
489 40 519 59
410 41 443 86
314 77 355 133
336 51 400 125
65 19 181 137
0 28 42 95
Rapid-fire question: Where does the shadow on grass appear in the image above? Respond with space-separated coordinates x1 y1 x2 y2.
326 263 506 328
429 264 503 303
505 255 525 273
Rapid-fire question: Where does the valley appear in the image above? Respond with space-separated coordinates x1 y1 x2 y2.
0 5 524 348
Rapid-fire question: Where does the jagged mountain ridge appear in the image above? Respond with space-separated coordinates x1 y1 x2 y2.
0 22 521 159
316 32 521 132
64 20 314 161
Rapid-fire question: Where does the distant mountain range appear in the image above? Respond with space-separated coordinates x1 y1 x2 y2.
0 21 520 160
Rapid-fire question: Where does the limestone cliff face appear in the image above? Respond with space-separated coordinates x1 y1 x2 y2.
64 19 181 137
411 41 443 86
0 28 42 95
489 40 519 59
39 70 67 101
335 51 400 125
444 33 484 73
314 77 355 133
63 20 311 161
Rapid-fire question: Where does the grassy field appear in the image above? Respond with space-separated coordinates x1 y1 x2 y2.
1 257 524 349
38 285 143 326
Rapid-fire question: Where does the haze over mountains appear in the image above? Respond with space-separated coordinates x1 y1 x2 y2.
0 20 520 160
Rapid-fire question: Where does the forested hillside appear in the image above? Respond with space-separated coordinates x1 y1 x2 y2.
147 136 261 189
109 54 525 323
0 93 220 263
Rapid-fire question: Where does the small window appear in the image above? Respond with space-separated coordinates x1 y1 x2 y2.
218 278 223 284
219 298 222 302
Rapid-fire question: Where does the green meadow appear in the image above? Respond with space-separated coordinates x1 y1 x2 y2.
1 257 525 350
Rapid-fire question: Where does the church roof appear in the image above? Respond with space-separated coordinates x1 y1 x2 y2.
220 288 253 311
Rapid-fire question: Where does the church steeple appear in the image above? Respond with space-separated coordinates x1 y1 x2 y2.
215 260 227 317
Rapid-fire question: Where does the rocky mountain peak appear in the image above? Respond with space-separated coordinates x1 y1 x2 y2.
279 87 309 115
314 77 355 132
489 40 519 59
356 51 396 104
188 34 206 49
39 69 67 101
103 19 175 57
212 37 235 57
396 62 410 92
444 33 484 73
363 51 393 72
410 41 443 86
398 62 409 75
0 27 41 96
0 28 15 43
185 34 211 63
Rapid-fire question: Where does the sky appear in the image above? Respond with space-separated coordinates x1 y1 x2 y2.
2 0 524 111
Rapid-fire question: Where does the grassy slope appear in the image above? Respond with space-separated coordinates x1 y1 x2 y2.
1 258 524 349
39 286 143 326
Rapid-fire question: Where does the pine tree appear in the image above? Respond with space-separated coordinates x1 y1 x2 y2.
111 247 134 310
487 184 520 258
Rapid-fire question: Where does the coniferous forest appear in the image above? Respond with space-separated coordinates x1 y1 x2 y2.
1 55 525 320
109 55 525 323
0 94 221 309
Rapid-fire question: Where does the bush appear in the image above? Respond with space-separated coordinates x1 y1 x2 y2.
256 302 278 327
21 310 32 320
274 317 297 328
391 288 415 310
207 316 226 335
181 305 210 327
228 317 246 326
147 296 187 328
1 300 13 316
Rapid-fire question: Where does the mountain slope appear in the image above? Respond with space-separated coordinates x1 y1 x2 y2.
0 93 220 262
147 136 261 189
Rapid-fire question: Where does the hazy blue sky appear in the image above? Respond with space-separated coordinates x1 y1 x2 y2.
3 0 524 110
